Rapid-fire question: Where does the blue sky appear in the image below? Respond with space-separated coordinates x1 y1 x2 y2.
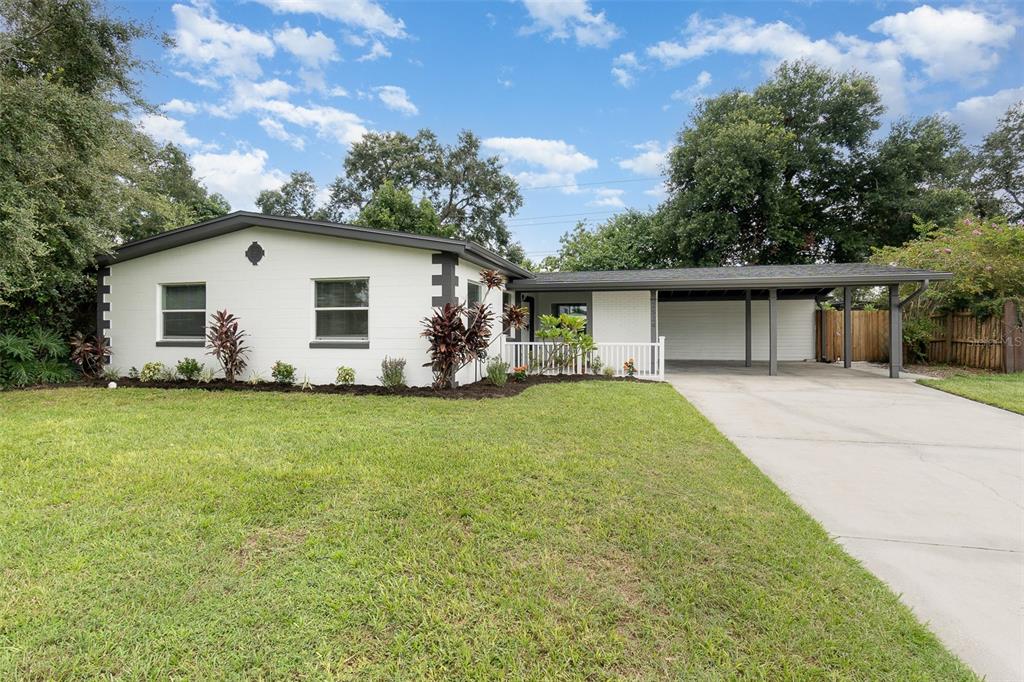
125 0 1024 259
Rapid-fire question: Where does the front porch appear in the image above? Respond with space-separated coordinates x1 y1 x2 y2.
506 263 948 379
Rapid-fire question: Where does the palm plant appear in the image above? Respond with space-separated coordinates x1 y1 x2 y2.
206 310 249 382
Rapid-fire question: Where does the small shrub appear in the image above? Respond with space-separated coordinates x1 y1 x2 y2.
602 366 615 377
300 374 312 391
139 362 167 383
128 366 139 379
176 358 203 381
199 366 216 383
206 310 249 382
335 366 356 385
69 333 112 378
903 315 937 364
102 367 120 381
623 358 637 377
0 329 73 388
379 356 407 389
511 364 528 382
487 358 509 386
271 360 297 385
590 356 604 375
247 371 265 385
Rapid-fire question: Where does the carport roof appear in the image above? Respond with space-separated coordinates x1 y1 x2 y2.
507 263 951 292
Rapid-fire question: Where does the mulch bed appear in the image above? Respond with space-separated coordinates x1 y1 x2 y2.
37 373 645 400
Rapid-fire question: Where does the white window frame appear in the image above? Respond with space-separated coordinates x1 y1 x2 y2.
467 280 483 306
311 278 370 343
159 282 206 342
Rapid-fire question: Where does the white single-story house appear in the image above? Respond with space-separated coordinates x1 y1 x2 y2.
97 212 951 385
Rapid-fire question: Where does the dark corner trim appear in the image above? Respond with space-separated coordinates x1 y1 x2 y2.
431 252 459 307
156 340 206 347
309 340 370 349
96 266 111 362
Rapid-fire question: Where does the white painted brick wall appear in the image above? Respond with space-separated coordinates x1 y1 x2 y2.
106 226 504 387
592 290 651 343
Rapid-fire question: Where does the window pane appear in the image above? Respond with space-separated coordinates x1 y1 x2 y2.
556 304 587 317
316 310 368 338
163 284 205 310
316 280 368 308
163 311 205 338
468 282 482 305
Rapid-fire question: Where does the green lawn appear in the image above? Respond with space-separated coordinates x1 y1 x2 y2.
0 383 972 679
918 373 1024 414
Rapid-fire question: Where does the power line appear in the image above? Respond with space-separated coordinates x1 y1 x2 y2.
507 209 619 223
521 176 661 191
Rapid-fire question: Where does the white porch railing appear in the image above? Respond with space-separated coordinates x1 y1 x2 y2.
502 337 665 381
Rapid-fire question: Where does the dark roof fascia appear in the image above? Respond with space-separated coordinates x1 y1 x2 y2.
507 271 952 292
98 211 533 279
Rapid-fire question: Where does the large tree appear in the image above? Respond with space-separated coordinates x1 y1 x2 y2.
662 61 975 265
0 0 225 334
121 140 231 242
324 129 524 253
973 101 1024 222
255 170 325 221
355 180 454 238
540 211 678 272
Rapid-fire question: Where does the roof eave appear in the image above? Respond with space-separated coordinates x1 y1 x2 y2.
97 211 533 278
507 272 952 292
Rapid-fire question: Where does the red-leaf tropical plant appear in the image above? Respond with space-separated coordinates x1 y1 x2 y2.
206 310 249 382
69 332 112 378
421 270 528 389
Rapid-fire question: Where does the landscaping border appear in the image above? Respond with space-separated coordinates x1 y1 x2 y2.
19 374 647 400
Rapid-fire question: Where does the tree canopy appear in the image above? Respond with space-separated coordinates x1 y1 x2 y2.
324 129 523 253
870 215 1023 316
255 171 325 221
355 180 454 238
0 0 229 334
549 61 1005 272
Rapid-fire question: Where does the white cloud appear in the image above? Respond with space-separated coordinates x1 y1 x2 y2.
611 51 642 88
273 25 338 67
161 98 199 115
646 14 909 112
224 79 369 145
482 136 598 190
643 7 1018 114
670 70 712 104
520 0 620 48
191 148 289 210
135 113 201 148
252 0 406 37
948 87 1024 141
497 77 514 89
170 3 275 80
869 5 1016 81
357 39 391 62
259 117 306 150
618 140 668 176
374 85 418 116
329 86 350 97
590 187 625 207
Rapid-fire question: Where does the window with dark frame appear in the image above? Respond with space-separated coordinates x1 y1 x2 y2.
314 279 369 340
161 284 206 339
554 303 587 331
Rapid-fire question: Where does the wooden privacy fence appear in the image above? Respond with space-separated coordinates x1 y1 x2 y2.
817 309 889 363
927 302 1023 372
817 301 1023 372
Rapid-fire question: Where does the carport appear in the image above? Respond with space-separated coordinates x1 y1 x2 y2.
508 263 951 378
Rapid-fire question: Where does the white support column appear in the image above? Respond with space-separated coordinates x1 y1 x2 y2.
768 288 778 376
889 284 901 378
744 289 752 368
843 286 853 368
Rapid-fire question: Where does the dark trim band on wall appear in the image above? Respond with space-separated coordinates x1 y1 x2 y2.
156 340 206 347
96 266 112 363
431 252 459 307
309 340 370 349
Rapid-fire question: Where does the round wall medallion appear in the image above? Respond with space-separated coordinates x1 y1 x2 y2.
245 241 265 265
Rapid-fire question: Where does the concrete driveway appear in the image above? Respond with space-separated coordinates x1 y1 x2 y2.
667 362 1023 681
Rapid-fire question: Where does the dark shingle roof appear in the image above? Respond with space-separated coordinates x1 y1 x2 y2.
508 263 950 291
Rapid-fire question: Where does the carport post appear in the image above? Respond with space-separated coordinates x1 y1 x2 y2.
744 289 752 368
843 286 853 368
768 288 778 376
889 284 901 378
